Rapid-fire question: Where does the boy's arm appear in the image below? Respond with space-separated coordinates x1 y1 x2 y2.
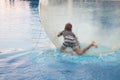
57 31 63 37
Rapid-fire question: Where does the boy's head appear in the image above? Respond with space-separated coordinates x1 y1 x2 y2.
64 23 72 31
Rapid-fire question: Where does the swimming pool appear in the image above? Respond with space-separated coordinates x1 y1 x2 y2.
0 0 120 80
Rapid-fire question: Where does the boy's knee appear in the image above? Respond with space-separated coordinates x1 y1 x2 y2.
75 49 83 55
77 52 83 55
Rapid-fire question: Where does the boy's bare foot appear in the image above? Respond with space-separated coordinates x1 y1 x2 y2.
92 41 98 48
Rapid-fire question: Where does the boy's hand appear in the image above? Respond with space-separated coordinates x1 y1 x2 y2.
57 32 62 37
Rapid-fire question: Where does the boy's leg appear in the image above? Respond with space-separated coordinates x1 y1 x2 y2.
75 41 97 55
60 46 66 52
60 45 73 54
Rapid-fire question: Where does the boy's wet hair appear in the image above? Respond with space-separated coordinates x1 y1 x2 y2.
64 23 72 31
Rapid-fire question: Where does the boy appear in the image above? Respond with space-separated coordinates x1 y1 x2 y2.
57 23 98 55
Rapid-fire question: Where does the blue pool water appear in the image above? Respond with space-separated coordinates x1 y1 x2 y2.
0 48 120 80
0 0 120 80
